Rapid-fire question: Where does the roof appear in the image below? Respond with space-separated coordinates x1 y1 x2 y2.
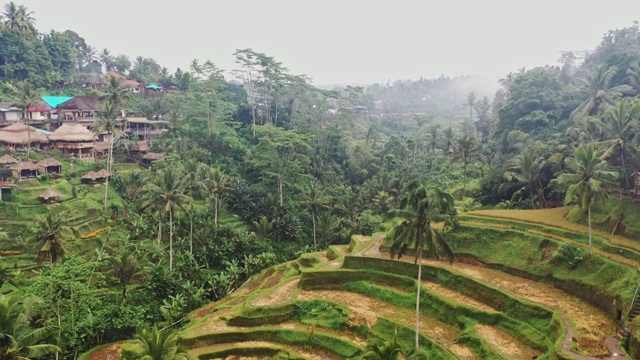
82 169 111 180
42 96 74 108
49 123 96 142
36 128 53 136
37 158 63 167
57 96 101 112
147 84 160 89
132 140 150 152
125 117 150 123
103 71 126 81
94 141 110 151
0 123 49 144
39 187 63 200
0 181 18 189
0 154 18 164
143 152 163 160
9 161 39 171
124 79 141 87
0 102 20 111
27 105 51 112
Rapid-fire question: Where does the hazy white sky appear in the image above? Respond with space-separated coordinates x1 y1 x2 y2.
17 0 640 85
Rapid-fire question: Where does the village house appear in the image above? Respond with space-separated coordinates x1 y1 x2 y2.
49 122 96 161
0 102 22 126
37 158 63 174
0 123 49 150
9 161 39 180
124 117 167 143
56 96 102 123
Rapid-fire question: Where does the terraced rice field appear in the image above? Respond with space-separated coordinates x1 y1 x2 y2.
177 230 625 359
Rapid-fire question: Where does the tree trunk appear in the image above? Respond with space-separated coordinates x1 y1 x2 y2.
529 187 535 209
27 117 31 159
462 162 467 198
169 208 174 270
415 245 422 351
312 212 317 248
104 136 113 209
122 283 127 299
278 176 283 206
157 218 162 245
190 204 194 255
214 194 219 225
621 148 629 190
588 204 592 253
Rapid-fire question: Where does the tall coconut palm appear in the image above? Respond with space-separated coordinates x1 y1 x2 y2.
204 167 232 225
3 2 35 33
99 48 114 73
464 91 476 121
101 74 130 109
141 169 191 270
451 134 483 198
503 152 547 209
571 64 634 119
389 181 456 351
302 182 330 248
0 294 60 360
134 326 188 360
8 81 42 159
95 102 125 209
182 160 206 254
557 144 618 252
31 209 68 265
592 99 640 189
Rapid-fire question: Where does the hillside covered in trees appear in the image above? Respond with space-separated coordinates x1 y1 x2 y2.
3 2 640 359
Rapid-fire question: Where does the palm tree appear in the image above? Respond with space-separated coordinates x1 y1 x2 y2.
204 167 232 225
593 99 640 189
31 209 68 265
443 127 454 153
451 134 483 198
464 91 476 121
0 294 60 360
557 144 618 252
134 326 188 360
164 109 184 139
302 182 330 248
141 169 191 270
99 48 114 73
182 160 206 254
109 251 138 299
363 333 405 360
389 181 456 351
571 64 634 119
252 216 273 240
95 102 125 209
503 152 547 209
101 74 130 109
3 2 35 33
8 81 42 159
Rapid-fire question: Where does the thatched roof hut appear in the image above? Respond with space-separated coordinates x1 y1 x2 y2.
37 158 63 174
81 171 99 181
132 140 150 152
39 187 63 201
0 154 18 165
49 123 96 142
81 169 111 182
143 152 163 160
0 123 49 146
8 161 39 179
50 123 96 160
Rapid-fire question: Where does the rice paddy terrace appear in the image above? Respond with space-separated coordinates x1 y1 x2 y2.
95 208 640 360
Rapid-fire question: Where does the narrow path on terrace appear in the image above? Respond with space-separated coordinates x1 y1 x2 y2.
422 258 616 358
189 340 341 360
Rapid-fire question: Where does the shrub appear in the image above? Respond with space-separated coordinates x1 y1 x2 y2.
553 243 584 269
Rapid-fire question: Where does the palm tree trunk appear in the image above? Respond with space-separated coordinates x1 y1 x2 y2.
169 208 174 270
27 117 31 159
415 245 422 351
278 176 283 206
104 137 113 209
529 187 535 209
312 212 317 248
214 194 219 225
190 204 194 255
462 162 467 198
621 149 629 190
157 218 162 245
588 204 592 253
